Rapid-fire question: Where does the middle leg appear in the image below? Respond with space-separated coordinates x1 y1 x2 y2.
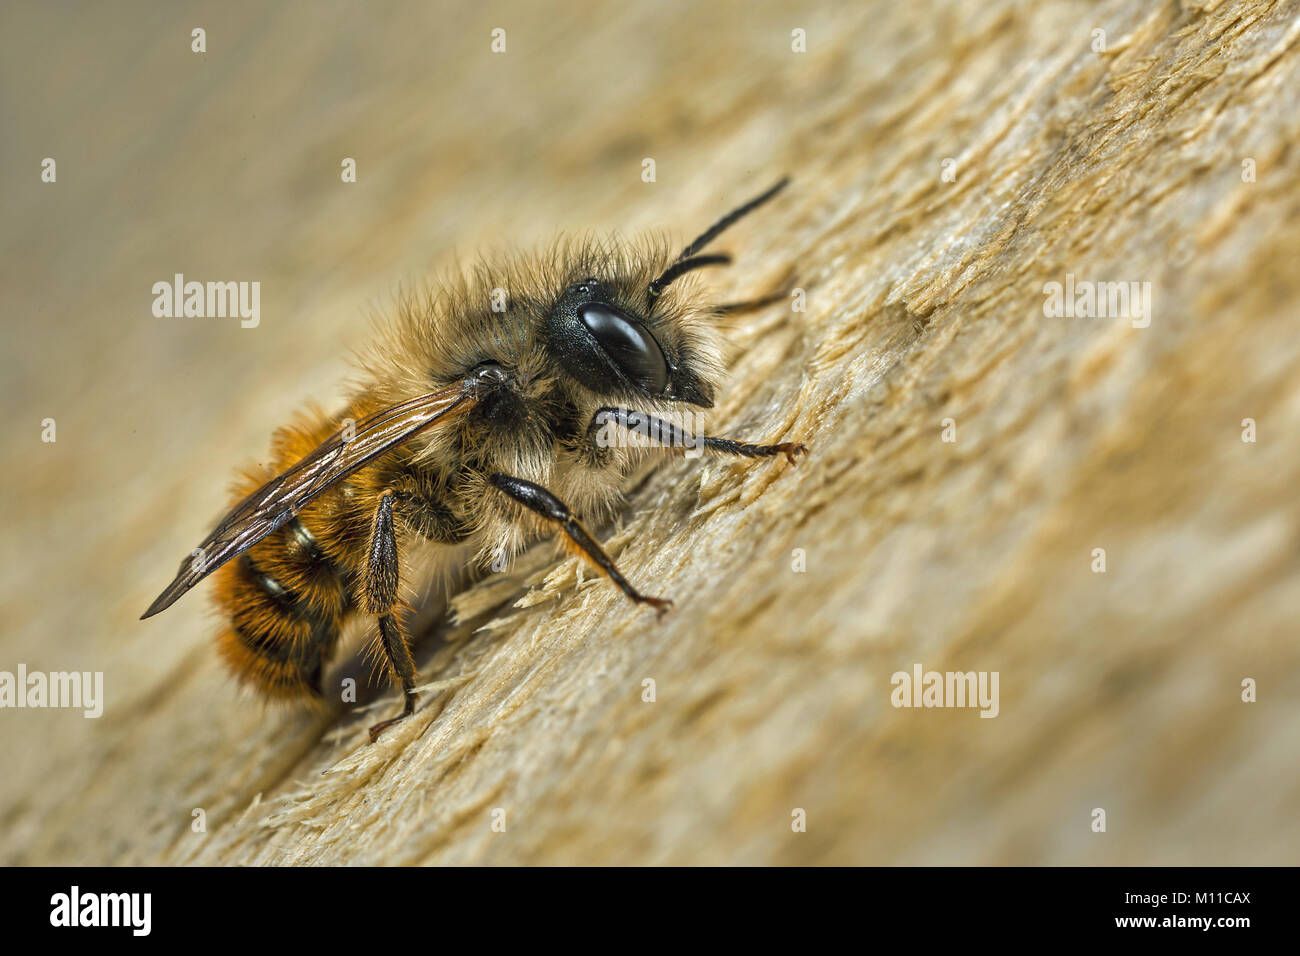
489 474 673 616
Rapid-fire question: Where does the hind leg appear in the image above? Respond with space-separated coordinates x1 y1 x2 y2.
366 614 417 741
360 491 420 742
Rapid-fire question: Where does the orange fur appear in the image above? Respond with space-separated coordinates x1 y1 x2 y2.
212 406 368 698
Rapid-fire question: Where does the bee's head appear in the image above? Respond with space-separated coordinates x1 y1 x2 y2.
545 277 715 408
543 177 789 410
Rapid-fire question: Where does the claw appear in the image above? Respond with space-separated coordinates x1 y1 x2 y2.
777 442 808 465
367 690 417 743
639 595 674 618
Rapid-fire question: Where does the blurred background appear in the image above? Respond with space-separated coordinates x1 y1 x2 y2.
2 0 1298 864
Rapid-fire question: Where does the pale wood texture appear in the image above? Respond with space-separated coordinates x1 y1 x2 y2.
2 0 1298 865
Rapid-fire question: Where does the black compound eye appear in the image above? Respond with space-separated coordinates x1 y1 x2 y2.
578 301 669 394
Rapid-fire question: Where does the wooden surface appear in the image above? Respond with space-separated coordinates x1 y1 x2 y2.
2 0 1298 865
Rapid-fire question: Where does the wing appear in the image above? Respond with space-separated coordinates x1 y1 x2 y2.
141 383 475 619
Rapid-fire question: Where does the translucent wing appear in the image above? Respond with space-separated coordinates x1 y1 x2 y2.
141 383 475 619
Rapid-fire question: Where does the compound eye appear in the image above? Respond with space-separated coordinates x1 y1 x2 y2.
578 302 669 394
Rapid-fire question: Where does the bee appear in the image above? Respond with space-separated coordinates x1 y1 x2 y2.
141 177 806 741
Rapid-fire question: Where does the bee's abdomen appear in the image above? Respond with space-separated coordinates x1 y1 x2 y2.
211 407 372 699
212 519 353 699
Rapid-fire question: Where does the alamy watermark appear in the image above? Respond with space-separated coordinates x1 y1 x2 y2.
891 663 999 718
152 273 260 328
0 665 103 717
50 886 150 936
1043 274 1152 328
